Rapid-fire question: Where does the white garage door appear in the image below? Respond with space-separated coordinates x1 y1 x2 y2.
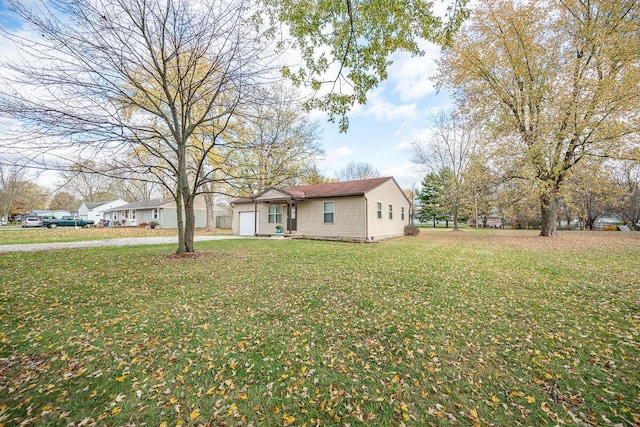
239 211 258 236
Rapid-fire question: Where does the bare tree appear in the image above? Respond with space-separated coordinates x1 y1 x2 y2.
336 162 380 182
59 161 117 202
0 0 274 253
223 84 324 197
412 109 480 230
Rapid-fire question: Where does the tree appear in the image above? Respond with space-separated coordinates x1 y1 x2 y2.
0 164 27 222
336 162 380 182
412 109 480 230
563 162 619 230
262 0 469 131
612 160 640 230
59 161 117 202
460 153 499 228
224 85 324 197
0 0 272 253
416 169 454 226
438 0 640 236
49 192 78 212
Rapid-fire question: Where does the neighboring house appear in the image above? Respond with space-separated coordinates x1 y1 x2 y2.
231 177 410 241
78 199 128 223
103 198 208 228
31 209 72 219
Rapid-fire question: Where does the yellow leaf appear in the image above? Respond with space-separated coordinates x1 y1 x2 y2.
206 387 216 395
111 407 121 415
541 402 551 413
509 390 525 398
283 414 296 426
116 374 128 382
491 395 501 403
525 395 536 403
190 410 200 420
159 422 167 427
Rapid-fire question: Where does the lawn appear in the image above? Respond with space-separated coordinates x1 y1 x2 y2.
1 230 638 426
0 227 230 245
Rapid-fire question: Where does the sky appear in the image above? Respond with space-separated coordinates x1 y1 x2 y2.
314 42 452 190
0 0 452 192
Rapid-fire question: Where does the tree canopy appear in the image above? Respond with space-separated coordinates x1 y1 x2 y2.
262 0 469 131
438 0 640 236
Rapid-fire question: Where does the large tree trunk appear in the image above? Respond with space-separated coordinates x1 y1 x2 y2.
184 194 195 253
539 189 559 237
204 191 215 232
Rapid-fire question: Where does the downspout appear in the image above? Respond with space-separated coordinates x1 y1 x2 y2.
364 196 369 241
254 202 257 236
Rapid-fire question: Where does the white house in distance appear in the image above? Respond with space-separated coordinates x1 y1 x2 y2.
78 199 128 223
231 177 410 241
102 198 208 228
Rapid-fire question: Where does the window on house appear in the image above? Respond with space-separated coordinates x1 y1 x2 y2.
401 207 405 220
153 209 158 219
377 202 382 219
389 204 393 220
324 202 334 223
132 210 136 220
268 204 283 223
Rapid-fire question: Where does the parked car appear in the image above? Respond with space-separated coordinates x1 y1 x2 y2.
22 217 43 228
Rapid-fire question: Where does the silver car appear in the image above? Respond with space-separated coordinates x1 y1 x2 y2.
21 217 43 227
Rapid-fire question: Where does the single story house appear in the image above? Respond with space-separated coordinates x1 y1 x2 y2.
231 177 410 241
78 199 128 223
103 198 207 228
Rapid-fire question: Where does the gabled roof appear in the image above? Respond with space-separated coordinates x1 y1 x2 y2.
233 177 397 203
83 202 106 209
103 199 172 212
290 177 392 199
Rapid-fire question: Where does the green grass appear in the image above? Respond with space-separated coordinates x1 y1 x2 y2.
1 230 639 426
0 227 230 245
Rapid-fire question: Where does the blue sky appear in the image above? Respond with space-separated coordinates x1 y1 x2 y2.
0 1 450 191
315 44 451 189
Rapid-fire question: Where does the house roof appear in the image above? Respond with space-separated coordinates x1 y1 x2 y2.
233 177 397 203
83 202 105 209
103 199 172 212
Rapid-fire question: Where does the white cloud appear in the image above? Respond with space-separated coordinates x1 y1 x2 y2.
387 41 443 103
381 163 422 189
320 146 355 176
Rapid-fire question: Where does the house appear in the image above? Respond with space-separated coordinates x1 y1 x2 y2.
77 199 128 223
231 177 410 241
103 198 208 228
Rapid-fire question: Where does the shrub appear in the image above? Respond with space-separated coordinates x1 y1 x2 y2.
404 224 420 236
138 222 149 228
149 221 159 229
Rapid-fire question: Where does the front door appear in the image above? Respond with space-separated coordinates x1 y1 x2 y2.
287 204 297 231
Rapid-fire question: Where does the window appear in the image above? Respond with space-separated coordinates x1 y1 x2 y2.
389 204 393 220
152 209 158 219
377 202 382 219
268 204 283 223
132 210 136 220
324 202 334 223
401 207 405 220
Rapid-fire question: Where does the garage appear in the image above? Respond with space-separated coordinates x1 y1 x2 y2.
238 211 257 236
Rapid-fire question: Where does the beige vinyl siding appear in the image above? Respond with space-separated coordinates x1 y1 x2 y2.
297 196 366 239
232 203 257 235
366 179 410 240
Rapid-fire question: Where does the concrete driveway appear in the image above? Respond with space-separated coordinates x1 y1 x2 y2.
0 235 245 253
